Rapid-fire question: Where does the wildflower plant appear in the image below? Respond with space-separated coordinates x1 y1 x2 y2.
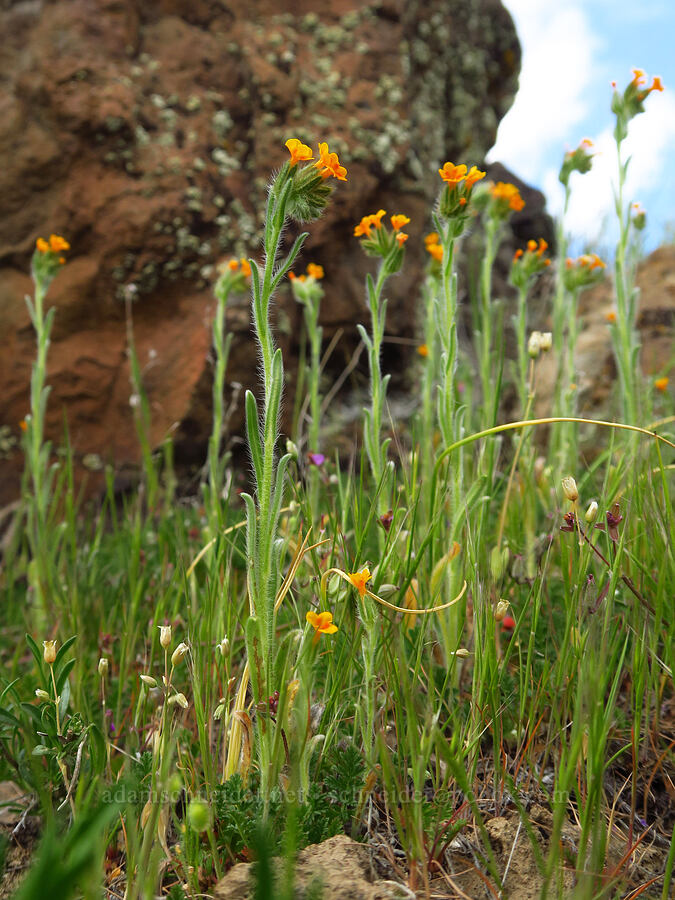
610 68 664 423
22 235 70 630
354 209 410 492
240 138 347 809
552 139 595 429
510 238 551 413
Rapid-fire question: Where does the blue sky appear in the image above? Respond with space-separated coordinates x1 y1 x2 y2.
487 0 675 253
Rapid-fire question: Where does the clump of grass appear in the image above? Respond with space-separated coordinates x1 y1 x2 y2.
0 70 673 900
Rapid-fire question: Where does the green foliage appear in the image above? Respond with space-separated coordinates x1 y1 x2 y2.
13 800 121 900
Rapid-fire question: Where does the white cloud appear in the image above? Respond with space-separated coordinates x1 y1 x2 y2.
487 0 603 176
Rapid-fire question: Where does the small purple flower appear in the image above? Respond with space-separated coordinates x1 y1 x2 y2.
307 452 325 467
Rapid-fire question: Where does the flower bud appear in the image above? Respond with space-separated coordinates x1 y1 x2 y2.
494 599 510 622
140 674 157 688
98 658 109 678
561 476 579 502
216 636 230 657
169 692 189 709
453 648 470 659
214 703 226 721
171 642 189 667
539 332 552 351
490 546 509 581
187 799 210 832
43 640 57 665
527 331 542 359
158 625 172 649
584 500 598 523
35 688 50 701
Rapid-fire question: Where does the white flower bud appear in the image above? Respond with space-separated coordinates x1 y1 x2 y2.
158 625 172 649
528 331 542 358
35 689 50 701
98 658 109 678
171 642 189 667
216 637 229 657
561 476 579 502
169 692 189 709
539 332 552 351
584 500 598 523
43 640 57 665
494 599 509 622
140 674 157 688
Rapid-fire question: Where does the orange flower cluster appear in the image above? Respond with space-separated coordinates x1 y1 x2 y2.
654 376 669 392
490 182 525 212
285 139 347 181
289 262 324 282
438 163 485 190
630 68 664 97
226 257 252 277
424 232 443 263
563 253 606 292
514 238 550 263
35 233 70 264
354 209 387 238
314 142 347 181
354 211 410 257
567 253 605 271
510 238 550 290
613 69 664 142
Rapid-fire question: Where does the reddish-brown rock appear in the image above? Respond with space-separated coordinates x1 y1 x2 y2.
0 0 522 502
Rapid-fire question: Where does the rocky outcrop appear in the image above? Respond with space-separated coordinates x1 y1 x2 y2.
534 244 675 419
0 0 522 502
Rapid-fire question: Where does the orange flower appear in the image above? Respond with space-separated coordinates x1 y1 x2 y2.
513 248 523 262
417 344 428 358
314 142 347 181
347 568 371 598
390 214 410 232
426 241 443 263
605 310 616 323
491 182 525 211
307 263 324 279
631 68 646 87
464 165 486 189
285 138 313 166
240 258 252 277
354 209 386 238
650 75 664 93
227 259 239 271
654 376 669 392
306 610 338 641
424 232 439 246
396 232 408 246
527 239 537 252
438 162 467 185
49 234 70 253
19 419 28 432
36 237 50 253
